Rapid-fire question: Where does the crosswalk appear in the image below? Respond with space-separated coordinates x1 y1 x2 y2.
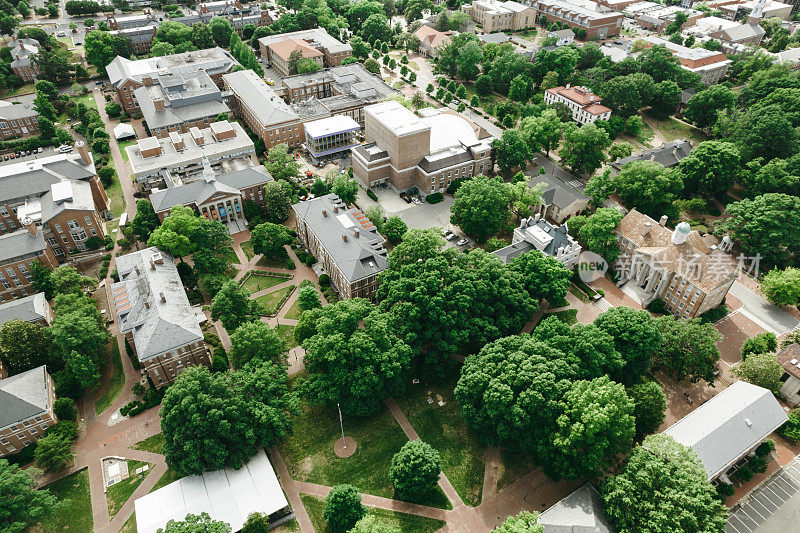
726 456 800 532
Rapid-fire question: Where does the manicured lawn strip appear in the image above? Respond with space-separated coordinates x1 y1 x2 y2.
568 283 590 303
273 518 301 532
39 468 93 533
0 82 35 98
95 342 125 416
285 297 304 320
150 468 182 492
496 448 536 492
300 494 447 533
119 513 137 533
107 460 151 518
549 309 578 325
132 433 165 454
395 376 485 507
254 285 295 316
547 296 569 309
240 271 291 293
222 247 240 265
118 140 136 162
257 253 296 269
72 93 98 110
241 240 256 260
276 324 298 350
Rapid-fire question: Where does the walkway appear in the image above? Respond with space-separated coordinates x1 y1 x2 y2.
729 281 799 336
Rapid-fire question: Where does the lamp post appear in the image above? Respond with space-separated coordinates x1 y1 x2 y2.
337 403 346 450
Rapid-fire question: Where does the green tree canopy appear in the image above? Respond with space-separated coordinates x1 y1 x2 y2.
493 129 531 176
0 320 52 375
331 174 358 205
594 307 661 386
761 267 800 307
0 459 61 533
492 511 543 533
627 380 666 440
733 351 783 392
34 432 74 473
381 216 407 244
158 512 232 533
578 208 623 263
324 484 367 533
450 176 511 243
265 143 301 180
559 123 611 176
262 181 293 223
229 321 284 368
388 440 442 497
148 205 202 258
613 161 683 218
250 222 293 259
653 316 722 384
678 141 740 198
211 281 255 331
508 250 572 305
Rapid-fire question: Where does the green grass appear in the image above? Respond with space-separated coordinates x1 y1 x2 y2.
285 288 321 320
72 93 98 110
300 494 447 533
222 246 240 265
548 309 578 325
548 296 569 309
132 433 165 454
254 285 296 316
395 375 485 507
496 448 536 492
39 469 93 533
568 283 590 303
240 271 291 293
150 467 182 492
118 139 136 162
514 29 538 40
257 253 296 269
273 519 301 533
0 82 35 98
95 342 125 416
106 460 151 518
647 115 709 144
633 121 655 145
276 324 298 350
119 513 137 533
241 240 256 260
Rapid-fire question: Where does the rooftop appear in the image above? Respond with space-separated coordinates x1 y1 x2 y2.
106 48 237 88
257 28 352 55
539 484 612 533
268 37 325 62
0 228 48 263
304 115 360 139
612 139 693 169
134 70 229 131
0 293 48 329
526 172 588 209
536 0 623 20
0 102 39 121
0 365 50 429
777 343 800 381
222 69 299 126
493 217 578 264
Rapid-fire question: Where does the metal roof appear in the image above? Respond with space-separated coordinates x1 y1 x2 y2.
540 484 612 533
0 365 49 429
0 293 48 328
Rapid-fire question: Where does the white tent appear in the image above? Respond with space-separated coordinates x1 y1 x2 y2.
113 123 136 141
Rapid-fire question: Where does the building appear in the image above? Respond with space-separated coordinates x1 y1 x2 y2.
293 194 388 300
611 139 693 170
623 2 704 32
462 0 537 31
266 38 326 77
9 38 41 82
0 365 57 457
172 2 272 36
663 381 788 482
106 48 238 113
149 157 273 233
413 25 454 57
133 70 230 138
0 292 52 330
720 0 793 20
352 101 493 196
134 448 293 533
477 32 513 44
639 36 732 85
548 28 576 46
0 226 58 303
126 120 256 187
109 26 159 55
112 248 208 385
303 116 361 164
614 209 736 318
258 29 352 73
544 86 612 125
0 101 39 141
531 0 624 39
777 343 800 406
493 215 582 268
708 22 766 50
539 484 612 533
526 172 589 223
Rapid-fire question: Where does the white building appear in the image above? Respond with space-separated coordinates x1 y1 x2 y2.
493 215 582 269
544 86 612 125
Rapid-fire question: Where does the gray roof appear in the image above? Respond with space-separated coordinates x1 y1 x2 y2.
0 103 39 121
280 63 399 111
0 229 48 263
418 150 473 173
493 218 575 264
478 32 512 44
717 23 765 42
112 247 203 361
39 180 96 222
526 173 588 210
612 140 693 170
292 194 388 284
663 380 789 480
681 88 696 105
0 365 50 429
550 29 575 38
222 69 299 126
134 71 229 131
540 484 612 533
0 293 48 328
107 48 237 88
0 152 96 206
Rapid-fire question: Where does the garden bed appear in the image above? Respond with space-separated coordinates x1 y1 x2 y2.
240 271 292 294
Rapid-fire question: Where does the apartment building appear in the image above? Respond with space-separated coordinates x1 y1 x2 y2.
0 102 39 141
293 194 388 301
623 2 704 32
639 36 732 85
614 209 736 318
493 215 582 269
0 227 58 303
544 86 612 124
0 366 57 457
112 248 208 386
106 48 238 113
9 38 41 82
258 29 352 71
352 101 494 196
462 0 536 31
531 0 624 39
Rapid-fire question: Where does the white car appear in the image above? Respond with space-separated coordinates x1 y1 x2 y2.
457 238 469 246
444 231 457 241
411 197 421 205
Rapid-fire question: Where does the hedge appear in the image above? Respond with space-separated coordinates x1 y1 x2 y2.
426 192 443 204
124 338 140 370
367 189 378 201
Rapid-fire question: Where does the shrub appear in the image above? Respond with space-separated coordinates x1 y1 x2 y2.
98 166 115 188
780 411 800 442
49 421 78 441
748 455 767 474
367 189 378 201
741 332 777 359
699 303 729 324
117 238 131 249
124 338 140 370
735 465 754 482
319 273 330 286
132 382 146 397
755 440 775 457
426 192 443 204
716 482 735 498
54 398 77 421
646 298 667 315
204 331 222 348
84 236 104 250
104 236 114 250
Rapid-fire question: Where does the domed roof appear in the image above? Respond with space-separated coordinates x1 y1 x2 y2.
722 235 733 244
675 222 691 234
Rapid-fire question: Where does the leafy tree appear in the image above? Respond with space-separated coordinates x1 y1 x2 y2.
360 13 392 44
331 174 359 205
508 74 529 103
156 20 192 45
150 42 176 57
50 294 108 369
250 222 293 259
732 105 799 163
653 316 721 384
34 432 74 473
0 459 61 532
148 205 202 258
741 332 777 359
493 130 530 176
638 45 682 83
614 161 683 218
650 80 682 119
264 144 301 180
598 75 644 117
745 158 800 197
324 485 367 532
211 281 255 331
160 365 296 476
241 512 270 533
229 321 284 368
388 440 442 497
548 376 635 480
64 350 101 392
363 58 381 74
602 434 728 532
578 208 624 264
298 299 411 416
450 176 511 243
678 141 740 198
191 23 215 49
262 181 292 223
594 307 661 387
130 199 161 243
0 14 18 38
584 168 614 208
297 281 322 311
350 516 400 533
85 30 132 74
0 320 52 375
492 512 543 533
761 267 800 307
158 512 232 533
50 265 97 295
475 74 493 97
209 16 234 47
559 123 611 176
520 108 562 157
54 397 77 421
684 85 736 130
382 216 407 244
627 380 666 440
508 250 571 304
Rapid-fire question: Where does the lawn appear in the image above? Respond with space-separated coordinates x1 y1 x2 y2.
568 283 590 303
0 82 35 98
300 494 447 533
647 115 708 144
106 460 151 518
276 324 298 350
254 285 296 316
631 121 655 146
548 309 578 325
241 240 256 260
95 342 125 416
150 467 182 492
132 433 165 454
240 271 291 293
395 375 485 507
273 519 301 533
119 514 137 533
257 253 296 269
39 469 93 533
118 139 136 162
222 246 240 265
72 93 98 110
514 29 539 40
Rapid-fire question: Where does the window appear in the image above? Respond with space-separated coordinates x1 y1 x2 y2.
54 224 62 233
90 228 97 236
84 216 92 225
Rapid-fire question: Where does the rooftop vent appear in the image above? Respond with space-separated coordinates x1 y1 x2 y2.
745 418 752 427
151 251 163 264
342 234 348 242
159 291 166 303
792 359 798 365
354 229 360 237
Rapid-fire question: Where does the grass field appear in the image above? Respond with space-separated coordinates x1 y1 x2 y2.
222 247 240 265
254 285 295 316
119 513 137 533
548 309 578 325
240 271 291 293
150 467 182 492
273 519 301 532
647 115 708 144
276 324 298 350
118 139 136 162
241 240 256 260
0 83 35 98
496 448 536 492
39 469 93 533
394 376 485 507
300 494 447 533
285 287 322 320
106 460 151 518
95 342 125 416
72 93 98 111
132 433 165 454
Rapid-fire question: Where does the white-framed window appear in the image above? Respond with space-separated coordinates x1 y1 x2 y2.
54 224 62 233
67 219 79 229
84 216 92 225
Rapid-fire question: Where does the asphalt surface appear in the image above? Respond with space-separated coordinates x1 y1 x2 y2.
727 456 800 533
729 281 800 336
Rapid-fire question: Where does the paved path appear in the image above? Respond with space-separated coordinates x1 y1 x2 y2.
93 88 137 222
729 281 799 335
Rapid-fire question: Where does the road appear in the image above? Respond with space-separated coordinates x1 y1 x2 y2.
729 281 800 336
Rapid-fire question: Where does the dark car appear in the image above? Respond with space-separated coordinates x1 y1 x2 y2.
399 193 412 203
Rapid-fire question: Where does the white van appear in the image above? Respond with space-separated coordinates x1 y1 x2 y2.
58 145 73 154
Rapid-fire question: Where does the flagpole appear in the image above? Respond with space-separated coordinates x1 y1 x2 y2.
337 403 346 449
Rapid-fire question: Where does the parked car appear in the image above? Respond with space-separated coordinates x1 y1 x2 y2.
37 147 43 153
58 145 73 154
457 238 469 246
400 193 412 203
95 80 103 85
445 231 457 241
411 197 421 205
265 78 275 85
3 155 8 161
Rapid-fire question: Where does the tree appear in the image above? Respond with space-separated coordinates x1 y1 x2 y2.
613 161 683 218
50 265 96 295
653 316 721 384
64 350 101 392
678 141 740 198
0 13 18 38
627 380 666 440
508 250 571 304
297 281 322 311
130 199 161 243
331 174 358 205
493 129 530 176
508 74 529 103
298 299 412 416
583 169 613 208
54 397 77 421
594 307 661 387
211 281 255 331
450 176 511 243
229 321 284 368
762 268 800 307
241 512 270 533
150 42 176 57
156 20 192 45
598 75 644 117
389 440 442 497
85 30 132 74
160 365 296 476
363 58 381 74
559 123 611 176
250 222 293 259
741 332 777 359
520 108 562 158
50 293 107 369
381 216 407 244
34 432 74 473
476 74 493 97
650 80 681 119
323 485 367 533
0 320 52 375
0 459 61 532
209 16 234 47
578 208 624 264
733 351 782 392
548 376 635 480
603 434 727 532
264 144 300 181
191 23 215 49
684 85 736 129
158 513 232 533
260 181 291 223
732 105 799 163
492 512 543 533
360 13 391 44
148 205 202 259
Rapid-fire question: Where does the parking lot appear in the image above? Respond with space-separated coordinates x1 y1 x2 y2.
0 145 63 166
727 456 800 532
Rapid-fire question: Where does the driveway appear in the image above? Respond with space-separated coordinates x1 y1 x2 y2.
729 281 800 336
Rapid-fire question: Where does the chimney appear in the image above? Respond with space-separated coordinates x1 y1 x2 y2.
144 300 150 309
150 259 156 270
354 229 360 237
642 222 652 236
75 140 91 165
342 234 348 242
159 291 166 303
322 209 328 217
333 205 339 213
135 266 140 275
659 215 668 227
154 99 166 111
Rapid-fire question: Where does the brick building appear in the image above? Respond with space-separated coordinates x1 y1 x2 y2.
0 102 39 141
258 29 352 71
266 38 326 77
112 248 208 386
530 0 624 39
639 36 732 85
0 227 58 303
544 86 612 124
0 365 57 457
413 26 454 57
9 39 41 82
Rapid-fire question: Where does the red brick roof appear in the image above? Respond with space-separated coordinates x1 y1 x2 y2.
546 86 602 106
584 103 611 115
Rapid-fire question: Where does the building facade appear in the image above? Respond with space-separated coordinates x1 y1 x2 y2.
0 227 58 303
531 0 624 39
413 26 454 57
266 38 326 77
258 29 352 71
639 36 732 85
0 102 39 141
9 39 41 82
463 0 536 31
303 116 361 164
544 86 612 124
0 365 57 457
526 172 589 223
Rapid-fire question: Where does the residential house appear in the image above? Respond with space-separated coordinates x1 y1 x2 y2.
539 484 613 533
0 365 57 457
0 101 39 141
9 38 41 82
526 172 589 223
777 343 800 406
709 22 766 50
544 85 612 124
413 25 454 57
531 0 624 39
258 29 352 73
610 140 693 171
548 28 576 46
493 215 582 269
462 0 537 32
293 194 388 300
112 247 208 386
